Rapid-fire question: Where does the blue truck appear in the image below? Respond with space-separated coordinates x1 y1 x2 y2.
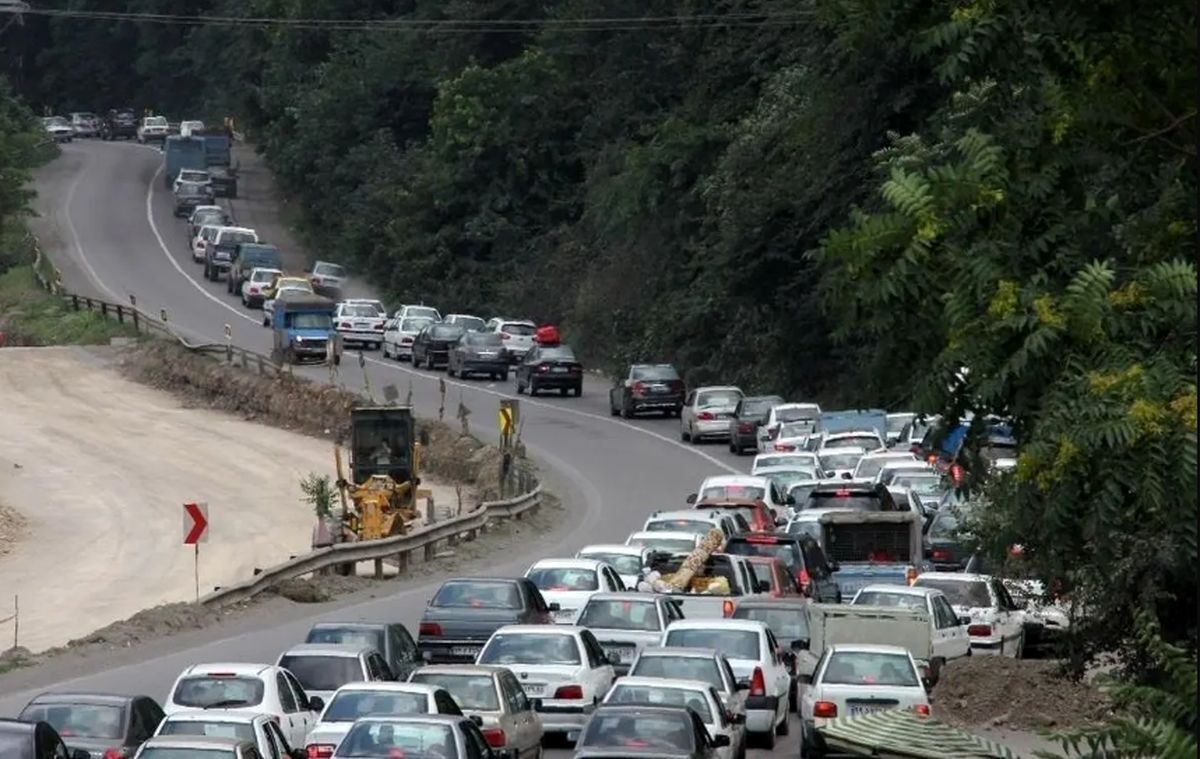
163 136 208 188
270 292 343 365
816 509 929 601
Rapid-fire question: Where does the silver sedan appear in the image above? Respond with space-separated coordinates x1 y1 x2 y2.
681 386 744 444
333 715 514 759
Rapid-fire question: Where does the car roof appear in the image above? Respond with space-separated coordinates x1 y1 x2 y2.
162 710 265 724
819 446 870 455
772 402 820 412
26 692 138 707
787 507 856 522
860 451 918 461
610 677 717 694
694 385 742 393
441 576 521 586
181 663 274 677
408 664 505 677
142 735 251 749
666 619 767 633
728 531 803 544
578 544 647 555
627 531 699 541
249 267 282 274
331 682 441 697
732 597 810 610
879 460 935 472
353 714 466 727
917 571 992 582
828 643 916 656
753 465 818 475
310 621 389 631
700 475 770 486
280 643 373 658
646 511 722 522
528 558 605 571
637 647 723 659
585 592 664 603
215 226 256 235
856 584 940 598
593 704 693 717
494 624 583 636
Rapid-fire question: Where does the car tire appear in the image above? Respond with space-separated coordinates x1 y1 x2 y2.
681 427 691 442
759 727 776 750
610 400 620 417
574 384 582 397
529 381 539 397
621 401 634 419
689 424 701 445
776 710 790 736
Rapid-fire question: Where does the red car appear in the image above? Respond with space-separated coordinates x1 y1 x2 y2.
693 497 776 532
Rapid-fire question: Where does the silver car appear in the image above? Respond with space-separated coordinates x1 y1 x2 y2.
133 735 261 759
574 592 684 675
627 646 748 717
408 664 544 759
603 677 747 759
275 643 393 705
681 386 745 444
332 715 512 759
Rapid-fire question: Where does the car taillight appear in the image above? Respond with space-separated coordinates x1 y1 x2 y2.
310 277 320 286
722 599 734 617
737 422 753 433
798 568 811 592
102 749 127 759
631 381 648 397
481 728 506 748
968 624 992 636
554 684 583 699
339 321 351 328
774 443 795 451
401 337 413 345
746 534 778 544
914 703 931 716
249 286 260 294
749 667 766 697
906 566 918 585
931 548 950 562
419 622 442 636
307 745 335 759
697 411 715 421
538 364 550 372
813 701 838 718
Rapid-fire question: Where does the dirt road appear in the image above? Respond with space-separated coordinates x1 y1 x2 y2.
0 346 454 652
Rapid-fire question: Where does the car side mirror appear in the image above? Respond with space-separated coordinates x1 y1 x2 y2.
529 698 543 711
307 696 325 712
957 615 971 626
841 472 852 480
685 493 697 504
727 711 745 725
711 734 731 748
469 715 483 726
547 602 561 612
735 678 751 691
791 638 809 651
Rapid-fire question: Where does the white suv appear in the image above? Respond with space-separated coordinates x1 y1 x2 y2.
485 318 537 363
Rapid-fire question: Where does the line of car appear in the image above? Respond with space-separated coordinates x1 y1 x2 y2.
41 110 192 144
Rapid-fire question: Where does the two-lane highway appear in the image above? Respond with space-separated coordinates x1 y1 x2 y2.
4 141 802 754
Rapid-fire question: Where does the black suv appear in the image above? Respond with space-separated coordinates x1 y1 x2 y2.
798 482 900 512
609 363 685 418
724 531 842 602
727 395 785 455
101 108 138 140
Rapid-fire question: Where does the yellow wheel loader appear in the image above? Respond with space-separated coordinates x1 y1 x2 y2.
335 406 431 541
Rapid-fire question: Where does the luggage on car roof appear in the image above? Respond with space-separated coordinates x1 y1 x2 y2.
535 324 560 345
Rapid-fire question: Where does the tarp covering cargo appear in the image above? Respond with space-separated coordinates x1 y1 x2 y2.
818 710 1017 758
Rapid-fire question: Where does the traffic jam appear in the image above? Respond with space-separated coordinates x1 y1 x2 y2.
5 202 1069 759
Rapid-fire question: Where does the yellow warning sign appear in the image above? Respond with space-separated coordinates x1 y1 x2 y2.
499 407 514 436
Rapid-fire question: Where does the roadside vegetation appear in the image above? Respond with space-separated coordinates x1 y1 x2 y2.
4 1 1196 750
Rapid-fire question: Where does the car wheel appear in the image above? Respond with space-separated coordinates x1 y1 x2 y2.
689 424 702 445
574 384 582 397
759 727 776 750
610 399 620 416
559 387 568 397
529 381 539 397
681 426 691 442
621 400 634 419
776 710 790 736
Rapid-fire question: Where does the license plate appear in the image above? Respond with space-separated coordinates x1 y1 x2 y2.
523 684 545 695
849 704 887 716
552 366 569 373
450 646 480 658
355 322 368 328
604 646 635 662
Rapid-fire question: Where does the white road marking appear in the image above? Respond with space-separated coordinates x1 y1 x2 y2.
61 153 124 303
140 158 739 474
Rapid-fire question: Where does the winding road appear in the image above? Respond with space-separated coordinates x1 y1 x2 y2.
2 140 804 756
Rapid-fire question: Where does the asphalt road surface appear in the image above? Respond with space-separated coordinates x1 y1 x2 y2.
5 140 812 756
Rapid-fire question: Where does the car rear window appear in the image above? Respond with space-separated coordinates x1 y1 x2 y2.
607 685 712 722
159 719 256 742
526 567 598 591
818 451 867 471
725 537 802 573
479 633 581 665
803 489 882 512
21 703 125 739
466 332 503 346
342 305 378 317
696 389 741 407
305 626 385 652
645 519 713 535
914 578 991 608
172 675 264 708
218 231 255 246
277 655 364 693
701 485 764 501
431 325 465 338
431 580 522 609
314 263 346 277
775 407 818 423
928 510 962 539
322 690 429 722
631 365 679 381
408 673 500 711
853 591 926 610
577 599 661 631
537 346 576 360
401 318 433 332
581 712 695 751
822 651 918 687
665 628 761 660
339 722 454 758
732 606 810 641
631 655 722 689
139 749 236 759
500 323 536 335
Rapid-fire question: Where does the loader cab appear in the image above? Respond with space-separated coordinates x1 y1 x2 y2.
349 407 418 486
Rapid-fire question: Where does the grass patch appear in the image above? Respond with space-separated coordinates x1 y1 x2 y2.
0 266 139 345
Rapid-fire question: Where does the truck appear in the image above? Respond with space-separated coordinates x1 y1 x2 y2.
816 510 928 600
807 603 937 683
642 550 767 618
227 242 283 296
163 136 208 188
270 291 342 366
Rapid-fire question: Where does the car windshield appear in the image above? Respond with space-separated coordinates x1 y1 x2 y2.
159 719 256 742
778 421 816 438
526 567 598 592
701 485 764 501
181 170 208 180
891 474 943 495
500 323 536 335
630 366 679 381
139 749 236 759
314 263 346 277
628 536 695 554
172 675 265 708
537 346 576 360
578 551 643 575
822 651 919 687
322 690 429 722
431 581 522 609
218 231 256 246
914 579 992 608
632 656 722 689
787 483 819 504
277 655 363 693
664 629 761 660
577 600 661 631
465 333 503 347
291 312 333 330
342 305 379 318
21 703 124 739
607 686 712 722
829 435 880 451
732 606 810 641
748 562 779 588
195 212 226 226
581 712 695 751
853 591 926 610
855 458 900 479
646 519 713 535
305 627 385 652
819 451 866 471
338 722 454 758
401 318 433 332
478 633 581 665
803 491 881 511
408 673 500 711
726 540 800 573
696 389 741 407
929 511 962 539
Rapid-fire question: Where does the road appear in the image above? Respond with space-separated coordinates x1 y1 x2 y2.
6 140 810 755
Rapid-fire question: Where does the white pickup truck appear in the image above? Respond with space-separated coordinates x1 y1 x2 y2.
806 604 940 687
641 552 768 618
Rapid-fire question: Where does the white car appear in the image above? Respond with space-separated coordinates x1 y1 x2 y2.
624 530 704 557
819 429 886 454
174 168 212 193
69 112 100 137
309 260 347 292
885 413 917 446
851 451 918 482
603 677 747 759
765 420 822 454
192 224 220 263
815 446 869 480
276 643 394 705
163 662 321 749
334 301 386 349
913 572 1027 657
849 584 971 682
241 267 283 308
407 664 545 759
393 304 442 322
661 619 791 749
642 510 742 540
154 709 299 759
751 451 820 475
443 313 486 331
523 558 625 624
754 465 821 497
575 544 653 588
680 386 745 444
757 402 822 449
304 682 463 758
873 459 937 485
485 318 537 363
263 286 316 326
692 474 791 521
800 643 931 750
475 624 615 741
382 315 436 360
137 115 170 143
343 298 386 316
42 116 74 143
179 119 206 137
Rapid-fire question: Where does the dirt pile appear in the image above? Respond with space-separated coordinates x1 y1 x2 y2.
0 500 26 557
933 657 1112 732
120 341 527 501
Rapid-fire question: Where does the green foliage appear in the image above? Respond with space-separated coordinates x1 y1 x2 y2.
0 266 140 344
298 472 336 520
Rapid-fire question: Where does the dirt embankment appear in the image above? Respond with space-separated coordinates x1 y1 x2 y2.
0 501 26 558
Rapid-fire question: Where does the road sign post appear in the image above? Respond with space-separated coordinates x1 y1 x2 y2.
224 323 233 363
498 400 519 450
183 502 209 602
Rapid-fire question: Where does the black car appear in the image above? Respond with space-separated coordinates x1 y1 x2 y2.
100 108 138 140
417 577 557 664
412 323 466 369
515 343 583 397
209 166 239 198
798 482 900 512
227 243 283 296
18 693 164 758
173 182 214 217
923 506 971 571
723 532 841 603
727 395 785 455
575 705 729 759
187 207 231 241
0 719 90 759
609 364 685 418
305 621 422 681
447 331 508 381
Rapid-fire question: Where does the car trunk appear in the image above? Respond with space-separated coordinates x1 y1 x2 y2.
420 608 526 658
500 664 584 700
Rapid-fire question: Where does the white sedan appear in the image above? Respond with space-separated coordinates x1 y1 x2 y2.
574 543 653 588
603 676 746 759
241 267 283 308
751 451 820 475
192 224 220 263
304 681 463 758
691 474 791 521
815 446 869 480
800 643 931 754
476 625 615 743
524 558 625 624
137 115 170 143
382 315 435 360
334 301 386 349
913 572 1027 657
154 710 299 759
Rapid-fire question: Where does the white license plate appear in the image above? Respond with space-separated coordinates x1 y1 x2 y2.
450 646 480 658
849 704 888 716
604 647 635 662
523 684 545 695
552 367 569 373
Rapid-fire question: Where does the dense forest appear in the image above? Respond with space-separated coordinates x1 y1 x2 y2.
5 1 1198 731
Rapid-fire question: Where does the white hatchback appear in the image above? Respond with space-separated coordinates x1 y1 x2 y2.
574 544 653 589
523 558 625 624
485 318 537 363
154 710 298 759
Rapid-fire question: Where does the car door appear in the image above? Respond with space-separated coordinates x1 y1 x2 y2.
280 670 314 747
133 697 165 748
366 652 393 682
580 630 615 697
434 690 463 716
990 579 1022 653
261 720 288 759
388 624 418 679
763 630 790 721
273 671 305 748
500 671 540 756
928 595 967 661
682 391 697 430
